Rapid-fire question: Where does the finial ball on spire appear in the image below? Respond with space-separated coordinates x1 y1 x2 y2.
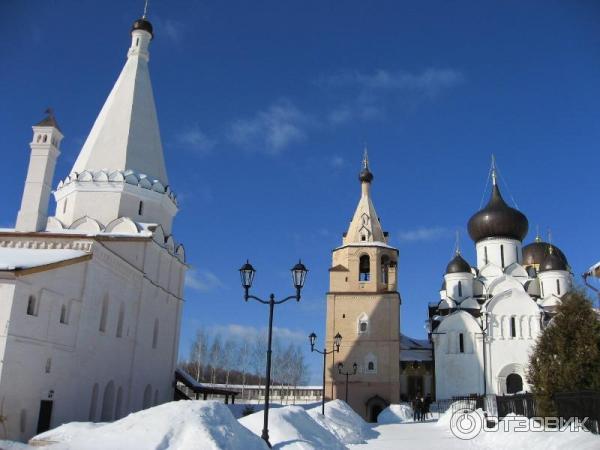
359 147 374 183
131 17 153 38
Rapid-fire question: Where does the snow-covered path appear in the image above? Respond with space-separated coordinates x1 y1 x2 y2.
349 419 465 450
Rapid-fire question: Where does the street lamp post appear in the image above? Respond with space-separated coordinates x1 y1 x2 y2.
309 331 342 415
337 362 357 403
239 259 308 448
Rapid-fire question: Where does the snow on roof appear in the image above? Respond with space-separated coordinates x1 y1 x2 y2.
0 248 88 271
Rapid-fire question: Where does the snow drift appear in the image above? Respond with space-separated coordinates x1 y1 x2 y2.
239 405 346 449
307 400 377 444
377 404 413 424
29 400 268 450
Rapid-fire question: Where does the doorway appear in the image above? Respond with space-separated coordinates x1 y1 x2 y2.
506 373 523 394
36 400 53 434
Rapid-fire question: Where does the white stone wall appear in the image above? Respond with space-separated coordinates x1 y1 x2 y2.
0 237 185 441
475 238 522 271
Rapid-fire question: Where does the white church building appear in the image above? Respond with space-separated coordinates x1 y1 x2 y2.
0 16 186 440
429 166 571 400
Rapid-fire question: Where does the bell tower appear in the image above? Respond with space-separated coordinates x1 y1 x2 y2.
325 151 401 421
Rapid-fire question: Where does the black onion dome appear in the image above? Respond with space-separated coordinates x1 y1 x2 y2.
359 168 373 183
445 253 471 274
539 249 568 272
467 183 528 242
522 241 567 267
131 18 153 37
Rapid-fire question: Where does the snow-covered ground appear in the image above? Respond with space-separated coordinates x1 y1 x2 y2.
1 400 597 450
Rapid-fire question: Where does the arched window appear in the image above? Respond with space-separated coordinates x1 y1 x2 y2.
510 317 517 338
42 134 47 143
359 255 370 282
381 255 390 284
368 362 374 371
506 373 523 394
500 245 505 268
89 383 99 421
138 201 144 216
365 353 377 374
152 318 159 349
100 381 115 422
59 304 68 324
458 281 463 297
143 384 153 409
116 302 125 338
459 333 464 353
99 295 109 333
115 387 123 420
26 295 37 316
556 279 561 296
36 134 41 143
484 246 488 265
357 313 369 335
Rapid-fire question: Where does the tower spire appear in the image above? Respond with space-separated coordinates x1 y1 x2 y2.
454 230 461 255
535 225 541 242
362 146 369 170
491 154 497 186
143 0 149 19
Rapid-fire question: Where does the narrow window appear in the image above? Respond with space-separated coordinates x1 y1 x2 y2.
43 135 47 143
59 304 68 324
510 317 516 338
360 322 367 332
37 134 42 143
459 333 464 353
136 37 140 46
138 201 144 216
458 281 463 297
381 255 390 284
541 281 545 297
484 246 488 265
152 318 159 349
359 255 370 281
45 358 52 374
99 295 109 333
500 245 505 268
556 279 561 296
368 362 374 371
116 303 125 338
26 296 37 316
361 235 366 241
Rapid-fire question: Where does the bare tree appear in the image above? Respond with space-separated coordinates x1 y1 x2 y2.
222 338 237 387
238 338 252 399
208 334 223 385
189 328 209 381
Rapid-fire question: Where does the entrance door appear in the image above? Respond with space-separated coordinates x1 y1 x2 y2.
408 375 424 399
36 400 53 434
370 405 383 423
506 374 523 394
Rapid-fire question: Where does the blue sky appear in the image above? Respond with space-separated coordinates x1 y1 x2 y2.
1 1 599 383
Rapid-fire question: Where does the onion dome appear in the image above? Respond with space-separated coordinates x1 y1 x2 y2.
522 238 567 268
132 17 153 38
445 252 471 274
539 247 568 272
359 147 373 183
467 178 528 243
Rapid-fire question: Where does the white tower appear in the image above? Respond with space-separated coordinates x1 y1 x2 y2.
52 17 177 234
15 111 63 232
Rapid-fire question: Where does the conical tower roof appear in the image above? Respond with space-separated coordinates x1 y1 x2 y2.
71 17 168 185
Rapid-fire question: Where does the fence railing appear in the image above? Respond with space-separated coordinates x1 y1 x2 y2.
554 391 600 434
496 393 538 419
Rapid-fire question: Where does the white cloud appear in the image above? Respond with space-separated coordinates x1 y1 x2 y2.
397 226 453 243
319 68 464 96
330 155 345 168
228 99 309 154
176 125 216 155
185 269 224 292
208 323 306 343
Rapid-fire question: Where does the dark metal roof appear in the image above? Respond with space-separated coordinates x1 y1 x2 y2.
467 183 529 242
539 249 568 272
131 18 153 38
445 253 471 274
35 112 61 131
522 241 567 267
359 168 373 183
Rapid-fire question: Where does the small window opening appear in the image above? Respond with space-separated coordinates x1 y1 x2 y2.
26 296 37 316
45 358 52 374
556 279 561 295
458 280 463 297
136 37 140 46
37 134 41 143
116 303 125 338
59 304 68 324
99 296 109 333
359 255 371 281
42 135 47 143
368 362 374 371
484 246 488 265
459 333 464 353
510 317 517 338
360 322 367 332
138 201 144 216
361 235 366 241
500 245 505 268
